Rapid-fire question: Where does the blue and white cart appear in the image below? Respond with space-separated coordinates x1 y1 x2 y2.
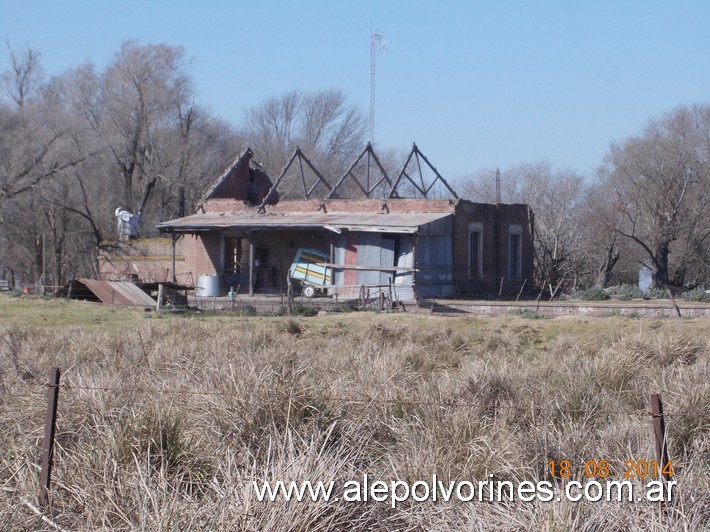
288 248 332 297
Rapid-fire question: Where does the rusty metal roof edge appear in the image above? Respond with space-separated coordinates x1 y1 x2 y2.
158 211 452 233
77 278 156 307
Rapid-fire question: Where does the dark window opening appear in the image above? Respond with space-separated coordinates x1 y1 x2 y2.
509 233 521 279
469 231 481 278
225 236 246 274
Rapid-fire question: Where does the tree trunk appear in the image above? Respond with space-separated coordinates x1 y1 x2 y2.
651 244 671 289
53 235 64 289
34 233 43 287
123 162 134 210
594 247 620 289
596 268 611 290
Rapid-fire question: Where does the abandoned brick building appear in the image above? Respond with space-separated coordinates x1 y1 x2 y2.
100 144 535 300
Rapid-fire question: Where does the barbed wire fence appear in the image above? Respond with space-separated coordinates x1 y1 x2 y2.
1 367 694 511
3 361 709 532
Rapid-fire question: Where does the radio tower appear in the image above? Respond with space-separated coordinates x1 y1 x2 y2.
495 167 501 204
370 32 385 145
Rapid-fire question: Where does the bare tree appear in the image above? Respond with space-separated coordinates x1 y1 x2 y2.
1 41 43 109
601 104 710 289
1 41 240 286
64 41 240 236
461 162 587 289
241 89 367 187
74 41 191 213
156 105 241 221
578 184 623 288
0 45 86 211
0 44 92 287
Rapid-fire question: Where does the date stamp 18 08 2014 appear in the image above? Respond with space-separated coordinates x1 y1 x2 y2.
548 459 673 479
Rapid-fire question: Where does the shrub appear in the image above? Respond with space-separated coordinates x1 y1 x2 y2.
285 318 302 336
681 289 710 303
291 304 318 316
606 284 644 300
508 308 546 319
644 288 669 300
570 288 610 301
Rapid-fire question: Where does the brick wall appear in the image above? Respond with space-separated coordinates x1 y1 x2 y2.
201 198 251 213
198 198 456 215
98 238 185 283
451 201 535 296
205 150 275 206
145 195 533 296
180 233 220 281
174 229 328 292
263 198 455 214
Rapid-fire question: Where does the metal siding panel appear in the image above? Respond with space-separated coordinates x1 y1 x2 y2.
116 282 160 306
80 279 156 306
394 236 414 286
415 236 453 285
379 236 396 285
82 280 124 305
327 286 360 299
415 284 454 298
159 211 453 233
418 215 453 237
334 235 346 285
391 285 414 301
344 233 358 285
358 233 381 285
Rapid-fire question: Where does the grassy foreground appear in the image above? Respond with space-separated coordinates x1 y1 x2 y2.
1 296 709 530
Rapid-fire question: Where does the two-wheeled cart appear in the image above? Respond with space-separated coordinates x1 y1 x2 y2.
288 248 332 298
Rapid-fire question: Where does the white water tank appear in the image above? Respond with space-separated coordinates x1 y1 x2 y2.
115 208 141 240
195 275 225 297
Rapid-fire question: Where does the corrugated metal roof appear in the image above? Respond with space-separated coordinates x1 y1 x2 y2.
77 279 157 307
158 211 453 234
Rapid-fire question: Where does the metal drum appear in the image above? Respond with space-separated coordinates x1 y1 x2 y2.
195 275 225 297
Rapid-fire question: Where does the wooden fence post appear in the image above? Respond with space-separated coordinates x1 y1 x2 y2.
287 278 293 315
650 393 671 482
516 279 527 301
156 283 164 311
39 367 61 507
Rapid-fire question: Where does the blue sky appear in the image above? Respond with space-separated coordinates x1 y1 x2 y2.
2 1 709 183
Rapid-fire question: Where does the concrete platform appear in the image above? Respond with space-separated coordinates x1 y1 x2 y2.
186 293 710 318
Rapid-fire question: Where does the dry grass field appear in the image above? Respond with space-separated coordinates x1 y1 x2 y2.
1 295 709 530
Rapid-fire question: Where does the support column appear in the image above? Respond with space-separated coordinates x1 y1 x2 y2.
248 233 255 296
171 234 178 283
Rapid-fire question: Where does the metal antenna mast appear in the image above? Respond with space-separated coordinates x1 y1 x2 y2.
370 32 384 146
495 167 501 204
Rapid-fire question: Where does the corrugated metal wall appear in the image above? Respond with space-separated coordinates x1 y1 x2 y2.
379 236 396 285
418 215 452 238
330 214 454 300
332 232 415 299
357 233 384 285
414 216 454 297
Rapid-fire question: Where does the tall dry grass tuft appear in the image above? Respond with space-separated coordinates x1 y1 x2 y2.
0 316 708 530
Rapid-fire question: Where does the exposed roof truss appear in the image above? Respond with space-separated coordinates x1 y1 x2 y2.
389 144 459 200
326 143 393 199
259 147 333 210
255 143 458 210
